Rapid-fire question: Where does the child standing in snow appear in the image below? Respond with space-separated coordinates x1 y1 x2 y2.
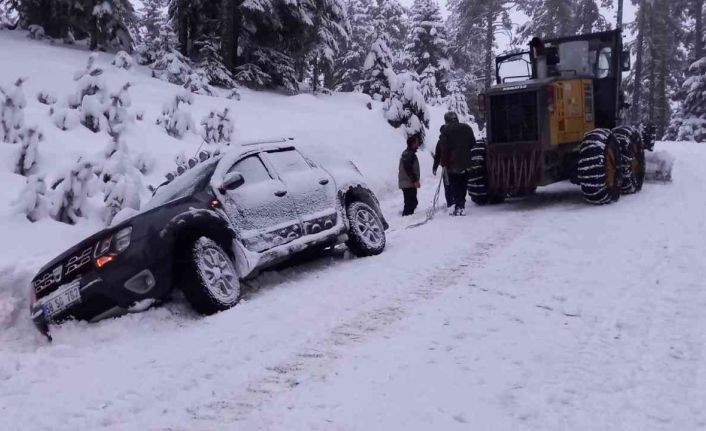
399 134 421 216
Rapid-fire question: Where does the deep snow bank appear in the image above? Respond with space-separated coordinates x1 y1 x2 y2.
0 30 449 331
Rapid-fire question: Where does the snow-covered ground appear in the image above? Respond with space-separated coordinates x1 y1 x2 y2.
2 31 706 431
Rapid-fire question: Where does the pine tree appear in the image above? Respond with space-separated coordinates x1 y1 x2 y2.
574 0 610 34
331 0 375 91
384 71 430 142
303 0 350 92
419 65 442 105
201 108 234 145
195 37 236 88
446 82 472 123
665 57 706 141
156 91 194 138
405 0 449 95
447 0 512 90
517 0 576 40
361 35 396 100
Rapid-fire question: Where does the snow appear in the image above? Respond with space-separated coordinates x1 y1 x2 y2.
1 29 706 431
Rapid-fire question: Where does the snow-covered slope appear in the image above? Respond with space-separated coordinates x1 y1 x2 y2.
0 29 448 332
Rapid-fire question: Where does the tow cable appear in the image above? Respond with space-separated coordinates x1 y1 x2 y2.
406 174 445 229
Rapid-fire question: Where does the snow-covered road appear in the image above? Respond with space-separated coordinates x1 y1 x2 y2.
2 142 705 431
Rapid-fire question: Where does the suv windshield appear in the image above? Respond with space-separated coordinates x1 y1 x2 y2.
145 157 221 210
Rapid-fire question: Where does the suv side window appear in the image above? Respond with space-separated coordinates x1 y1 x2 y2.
267 149 311 174
230 155 271 184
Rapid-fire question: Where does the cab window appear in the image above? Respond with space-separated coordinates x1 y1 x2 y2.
596 47 612 79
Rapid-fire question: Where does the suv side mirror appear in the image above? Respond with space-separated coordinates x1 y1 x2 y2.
621 51 631 71
221 172 244 191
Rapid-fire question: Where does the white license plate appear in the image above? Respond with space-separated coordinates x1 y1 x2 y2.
43 281 81 318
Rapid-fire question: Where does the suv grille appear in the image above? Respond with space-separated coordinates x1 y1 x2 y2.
490 91 538 143
33 245 94 298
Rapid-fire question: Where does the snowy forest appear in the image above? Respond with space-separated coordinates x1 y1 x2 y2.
0 0 705 142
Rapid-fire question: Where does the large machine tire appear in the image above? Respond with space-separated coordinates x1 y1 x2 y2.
613 126 645 194
577 129 622 204
467 140 505 205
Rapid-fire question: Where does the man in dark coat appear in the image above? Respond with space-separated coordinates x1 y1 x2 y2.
399 134 421 216
433 112 475 216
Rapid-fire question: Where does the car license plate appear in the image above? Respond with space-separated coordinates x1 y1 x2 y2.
42 281 81 319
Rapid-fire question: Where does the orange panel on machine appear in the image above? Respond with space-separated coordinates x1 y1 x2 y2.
550 79 595 145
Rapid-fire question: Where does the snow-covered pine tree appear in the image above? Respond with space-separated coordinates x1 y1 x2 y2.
447 0 511 90
0 77 27 144
332 0 375 91
88 0 137 52
37 90 57 106
183 70 214 96
194 37 236 89
100 146 141 225
149 20 192 85
156 91 194 138
136 0 168 65
201 108 234 145
248 48 300 94
371 0 410 66
14 125 41 176
517 0 576 40
574 0 610 34
51 159 96 225
14 175 50 222
384 71 430 141
419 65 442 105
665 57 706 142
362 34 396 100
405 0 449 95
446 81 472 123
302 0 350 92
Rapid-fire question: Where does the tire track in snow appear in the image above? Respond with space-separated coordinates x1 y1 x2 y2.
181 216 532 428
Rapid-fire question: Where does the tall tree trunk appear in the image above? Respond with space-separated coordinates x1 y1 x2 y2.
631 0 645 124
221 0 239 71
484 8 494 89
695 0 704 61
176 1 189 57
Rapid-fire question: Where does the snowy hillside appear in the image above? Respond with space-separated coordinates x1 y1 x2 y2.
0 30 451 331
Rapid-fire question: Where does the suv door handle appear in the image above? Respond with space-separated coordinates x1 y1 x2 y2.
274 190 287 197
319 179 329 185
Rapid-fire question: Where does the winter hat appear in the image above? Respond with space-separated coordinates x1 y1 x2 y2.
444 111 459 124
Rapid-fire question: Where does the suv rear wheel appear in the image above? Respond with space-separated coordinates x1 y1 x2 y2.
345 201 386 257
178 237 240 315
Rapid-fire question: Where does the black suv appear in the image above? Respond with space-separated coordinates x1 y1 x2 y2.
29 139 388 339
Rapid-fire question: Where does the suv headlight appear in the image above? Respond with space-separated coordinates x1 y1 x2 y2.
94 226 133 268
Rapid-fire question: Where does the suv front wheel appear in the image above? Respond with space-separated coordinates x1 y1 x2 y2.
345 201 386 257
178 236 241 315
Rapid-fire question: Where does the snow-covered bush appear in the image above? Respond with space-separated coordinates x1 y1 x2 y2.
14 126 42 176
105 82 132 136
100 149 141 225
52 107 80 131
14 175 50 222
152 52 192 85
133 151 155 175
111 51 134 71
201 108 234 145
37 90 57 105
385 72 430 142
51 159 97 225
27 24 45 39
73 54 107 106
156 92 194 138
80 94 107 133
0 77 27 143
183 71 213 96
234 64 272 90
104 134 129 158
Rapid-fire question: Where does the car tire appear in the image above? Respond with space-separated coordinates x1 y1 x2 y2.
177 236 240 315
345 201 386 257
